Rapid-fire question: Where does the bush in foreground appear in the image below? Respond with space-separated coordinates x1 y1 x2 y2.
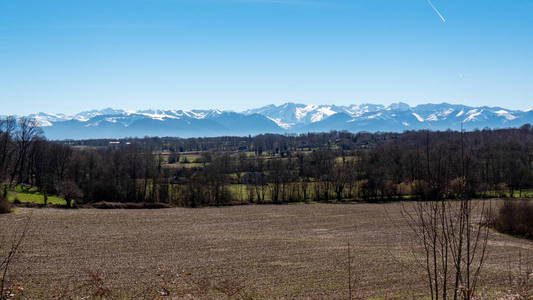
494 200 533 239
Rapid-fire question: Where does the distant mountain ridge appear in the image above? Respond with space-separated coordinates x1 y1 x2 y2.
12 102 533 139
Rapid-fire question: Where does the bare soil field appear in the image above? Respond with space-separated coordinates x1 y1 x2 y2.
1 202 532 299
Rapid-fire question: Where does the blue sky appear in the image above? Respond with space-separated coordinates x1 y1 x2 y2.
1 0 532 115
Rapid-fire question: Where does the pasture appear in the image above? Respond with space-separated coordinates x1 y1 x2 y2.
1 202 532 298
6 185 67 206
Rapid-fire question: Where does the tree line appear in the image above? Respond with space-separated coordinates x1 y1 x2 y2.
1 116 533 207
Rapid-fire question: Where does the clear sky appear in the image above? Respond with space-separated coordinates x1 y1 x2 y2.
1 0 532 115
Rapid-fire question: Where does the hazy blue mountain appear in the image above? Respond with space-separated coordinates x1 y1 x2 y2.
15 103 533 139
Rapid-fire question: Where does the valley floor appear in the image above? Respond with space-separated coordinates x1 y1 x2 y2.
1 202 532 299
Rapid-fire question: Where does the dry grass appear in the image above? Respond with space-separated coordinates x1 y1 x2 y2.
0 202 532 299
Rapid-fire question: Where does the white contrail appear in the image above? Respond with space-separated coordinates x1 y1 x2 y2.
426 0 446 22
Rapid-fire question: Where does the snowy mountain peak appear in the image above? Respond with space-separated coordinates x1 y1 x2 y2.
386 102 411 111
13 103 533 140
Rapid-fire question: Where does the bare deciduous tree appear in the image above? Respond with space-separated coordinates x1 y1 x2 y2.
0 213 32 298
57 180 83 208
9 118 43 185
402 196 491 299
0 117 16 178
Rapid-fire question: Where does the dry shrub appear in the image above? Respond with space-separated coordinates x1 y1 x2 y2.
411 180 429 199
53 282 69 300
3 281 24 299
139 266 252 299
449 176 467 198
494 200 533 239
53 270 112 300
395 181 413 196
355 180 368 195
0 188 11 214
152 265 179 297
0 197 11 214
88 202 173 209
496 182 509 198
81 270 113 298
382 180 396 198
12 202 64 209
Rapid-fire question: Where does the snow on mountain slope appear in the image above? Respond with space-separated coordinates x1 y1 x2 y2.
244 103 344 125
11 103 533 139
493 110 517 121
412 113 425 122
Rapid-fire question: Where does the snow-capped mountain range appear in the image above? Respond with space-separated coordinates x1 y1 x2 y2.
10 102 533 139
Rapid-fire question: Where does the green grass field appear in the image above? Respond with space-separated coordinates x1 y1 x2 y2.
137 179 533 205
482 189 533 198
5 185 67 206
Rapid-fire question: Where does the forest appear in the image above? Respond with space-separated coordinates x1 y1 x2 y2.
1 116 533 207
